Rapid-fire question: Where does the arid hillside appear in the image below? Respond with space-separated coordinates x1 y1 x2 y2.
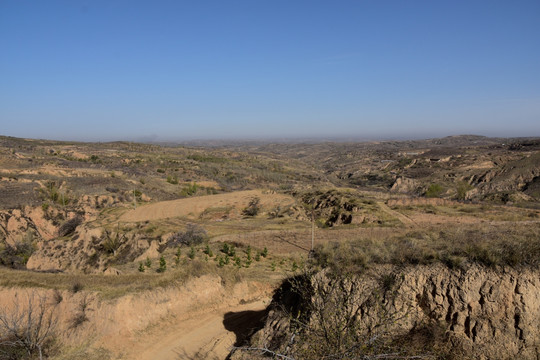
1 134 539 359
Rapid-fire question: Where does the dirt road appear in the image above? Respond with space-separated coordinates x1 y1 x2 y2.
131 299 269 360
377 201 415 225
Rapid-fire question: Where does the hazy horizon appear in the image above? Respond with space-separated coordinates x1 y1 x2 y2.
2 1 539 141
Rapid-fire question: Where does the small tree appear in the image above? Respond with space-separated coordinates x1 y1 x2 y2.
157 256 167 273
204 244 213 257
175 247 182 265
188 246 196 260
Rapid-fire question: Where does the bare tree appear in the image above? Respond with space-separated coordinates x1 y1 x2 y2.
0 291 58 360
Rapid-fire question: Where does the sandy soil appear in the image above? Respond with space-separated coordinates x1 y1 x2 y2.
120 190 295 222
127 299 269 360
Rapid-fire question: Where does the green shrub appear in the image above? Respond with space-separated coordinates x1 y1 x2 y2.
180 182 199 197
166 175 178 184
456 181 473 200
425 183 444 198
234 256 242 267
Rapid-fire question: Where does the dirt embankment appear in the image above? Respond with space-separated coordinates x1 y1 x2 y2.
252 264 540 359
0 276 273 360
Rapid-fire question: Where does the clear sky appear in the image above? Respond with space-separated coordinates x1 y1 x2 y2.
1 1 539 142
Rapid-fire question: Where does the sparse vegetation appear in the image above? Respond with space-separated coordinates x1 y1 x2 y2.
0 237 34 269
425 183 444 198
311 223 540 271
180 182 199 197
242 197 260 217
166 175 178 184
0 291 59 360
1 135 540 359
169 224 207 247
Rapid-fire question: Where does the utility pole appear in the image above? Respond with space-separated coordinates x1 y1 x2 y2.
311 208 315 251
133 189 137 209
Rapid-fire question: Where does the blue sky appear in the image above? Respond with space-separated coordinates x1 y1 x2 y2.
1 1 539 141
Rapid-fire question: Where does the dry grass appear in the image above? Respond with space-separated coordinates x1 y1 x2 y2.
312 222 540 273
393 202 539 222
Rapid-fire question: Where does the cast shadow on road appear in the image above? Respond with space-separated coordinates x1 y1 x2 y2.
223 308 268 347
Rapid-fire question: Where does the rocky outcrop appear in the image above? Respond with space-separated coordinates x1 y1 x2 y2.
26 225 154 273
251 264 540 359
391 176 419 194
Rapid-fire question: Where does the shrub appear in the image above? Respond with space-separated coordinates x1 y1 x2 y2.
0 238 34 269
242 197 260 217
71 282 84 293
166 175 178 184
0 291 58 359
58 217 82 237
425 183 444 198
169 224 207 247
138 262 145 272
180 182 199 197
456 181 473 200
101 230 126 256
70 296 90 329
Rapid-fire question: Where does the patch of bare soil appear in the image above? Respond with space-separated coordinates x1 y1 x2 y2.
119 190 295 223
132 299 268 360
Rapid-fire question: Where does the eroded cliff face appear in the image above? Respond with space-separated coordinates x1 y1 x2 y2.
252 264 540 359
401 264 539 359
